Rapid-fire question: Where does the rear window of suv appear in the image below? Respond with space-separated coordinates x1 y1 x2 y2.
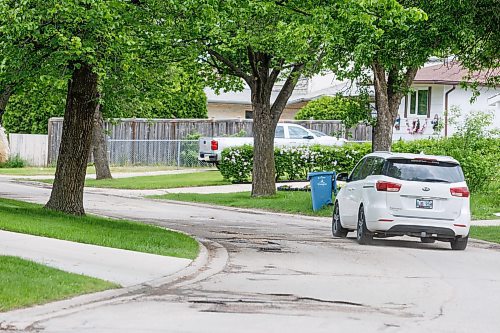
384 158 465 183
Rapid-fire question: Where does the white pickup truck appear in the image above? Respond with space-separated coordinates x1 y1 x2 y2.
198 123 346 164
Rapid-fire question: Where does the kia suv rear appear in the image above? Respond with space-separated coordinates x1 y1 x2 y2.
332 152 470 250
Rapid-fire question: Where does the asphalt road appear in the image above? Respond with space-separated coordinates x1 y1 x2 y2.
1 178 500 332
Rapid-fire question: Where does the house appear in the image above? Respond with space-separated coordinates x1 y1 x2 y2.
205 62 499 139
393 62 499 140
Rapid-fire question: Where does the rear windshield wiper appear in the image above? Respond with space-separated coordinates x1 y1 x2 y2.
418 178 450 183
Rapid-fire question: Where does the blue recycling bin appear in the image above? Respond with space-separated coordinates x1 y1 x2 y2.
307 171 337 211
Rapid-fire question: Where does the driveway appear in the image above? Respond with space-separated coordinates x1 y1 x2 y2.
1 178 500 332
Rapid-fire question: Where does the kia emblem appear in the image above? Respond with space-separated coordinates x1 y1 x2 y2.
422 187 430 191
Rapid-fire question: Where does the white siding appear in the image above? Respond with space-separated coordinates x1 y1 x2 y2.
393 84 499 141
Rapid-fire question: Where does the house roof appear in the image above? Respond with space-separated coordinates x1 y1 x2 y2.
413 62 499 86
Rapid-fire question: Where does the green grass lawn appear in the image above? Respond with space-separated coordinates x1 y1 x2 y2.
470 226 500 244
36 171 229 190
0 165 208 176
470 182 500 220
0 198 198 259
152 191 334 217
0 256 117 312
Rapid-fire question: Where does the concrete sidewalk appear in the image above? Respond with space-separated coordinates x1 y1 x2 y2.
0 230 192 287
1 168 214 180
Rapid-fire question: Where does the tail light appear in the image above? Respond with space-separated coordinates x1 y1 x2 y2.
211 140 218 151
450 187 469 198
376 181 402 192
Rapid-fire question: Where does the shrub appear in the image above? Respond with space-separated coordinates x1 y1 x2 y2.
219 145 254 183
219 137 498 192
219 143 371 183
392 108 499 192
392 137 499 192
0 155 25 168
220 108 498 191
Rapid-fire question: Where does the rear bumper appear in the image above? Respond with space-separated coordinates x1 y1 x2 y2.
383 225 457 239
198 153 219 163
365 208 470 238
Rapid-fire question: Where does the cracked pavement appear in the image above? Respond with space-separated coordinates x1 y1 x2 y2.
1 178 500 332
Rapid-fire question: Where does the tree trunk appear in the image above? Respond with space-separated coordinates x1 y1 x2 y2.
371 63 417 152
251 96 278 197
250 62 304 197
45 64 99 215
92 105 112 180
372 63 393 151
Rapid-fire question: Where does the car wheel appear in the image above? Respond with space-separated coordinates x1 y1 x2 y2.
356 205 372 245
332 201 348 238
420 237 436 244
450 235 468 250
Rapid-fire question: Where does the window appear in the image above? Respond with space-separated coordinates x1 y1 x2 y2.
407 88 431 117
245 110 253 119
350 158 367 181
384 159 465 183
368 157 385 176
275 126 285 138
351 157 385 181
288 126 310 139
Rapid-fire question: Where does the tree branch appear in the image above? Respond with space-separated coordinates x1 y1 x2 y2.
207 49 252 86
270 63 304 117
274 0 311 16
268 59 284 88
247 46 259 79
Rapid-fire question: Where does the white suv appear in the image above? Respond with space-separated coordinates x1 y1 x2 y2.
332 152 470 250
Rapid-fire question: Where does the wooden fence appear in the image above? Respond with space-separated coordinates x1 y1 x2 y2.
47 118 372 165
9 133 48 167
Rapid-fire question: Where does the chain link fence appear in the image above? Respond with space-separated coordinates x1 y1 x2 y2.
107 139 212 167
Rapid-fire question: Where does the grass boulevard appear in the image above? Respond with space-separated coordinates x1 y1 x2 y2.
0 197 199 312
0 256 117 312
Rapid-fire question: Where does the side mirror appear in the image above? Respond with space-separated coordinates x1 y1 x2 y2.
303 135 314 139
336 172 349 182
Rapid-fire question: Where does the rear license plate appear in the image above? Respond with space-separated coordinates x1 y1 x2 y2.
416 199 433 209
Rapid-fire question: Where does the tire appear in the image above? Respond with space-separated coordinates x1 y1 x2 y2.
356 205 372 245
420 237 436 244
450 235 468 250
332 201 348 238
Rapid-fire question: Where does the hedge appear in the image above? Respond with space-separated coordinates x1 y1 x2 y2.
218 138 499 193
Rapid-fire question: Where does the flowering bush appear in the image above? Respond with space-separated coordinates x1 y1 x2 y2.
219 136 499 192
219 144 255 183
219 143 371 183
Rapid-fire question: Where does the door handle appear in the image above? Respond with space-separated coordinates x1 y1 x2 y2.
348 188 354 191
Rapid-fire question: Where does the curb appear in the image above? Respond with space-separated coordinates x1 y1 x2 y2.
146 197 332 223
469 238 500 250
0 238 229 331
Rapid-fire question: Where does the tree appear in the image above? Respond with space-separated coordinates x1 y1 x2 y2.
167 0 379 196
2 66 207 134
1 0 146 214
101 66 207 119
2 78 66 134
454 0 500 85
332 0 498 152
